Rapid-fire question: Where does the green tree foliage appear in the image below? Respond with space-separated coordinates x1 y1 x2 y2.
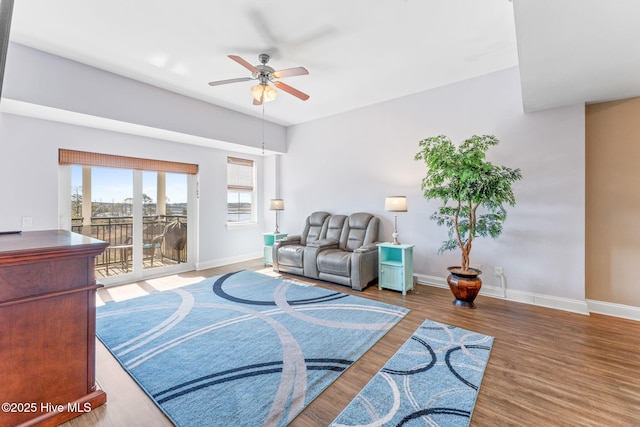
415 135 522 273
71 186 82 218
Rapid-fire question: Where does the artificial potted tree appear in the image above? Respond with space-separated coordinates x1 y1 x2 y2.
415 134 522 308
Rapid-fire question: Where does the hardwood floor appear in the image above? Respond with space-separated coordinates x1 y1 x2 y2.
62 259 640 426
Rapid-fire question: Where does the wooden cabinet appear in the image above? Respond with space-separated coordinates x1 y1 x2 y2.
378 243 414 296
0 230 108 427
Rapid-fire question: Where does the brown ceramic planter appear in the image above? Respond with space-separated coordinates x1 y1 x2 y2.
446 266 482 308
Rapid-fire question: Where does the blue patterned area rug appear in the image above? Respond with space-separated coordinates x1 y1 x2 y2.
331 319 493 427
96 270 409 427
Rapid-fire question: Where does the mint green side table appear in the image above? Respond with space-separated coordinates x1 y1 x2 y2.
377 243 415 295
263 233 287 265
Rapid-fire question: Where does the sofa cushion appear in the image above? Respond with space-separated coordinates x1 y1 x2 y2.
345 213 375 251
326 215 347 241
301 211 330 245
316 250 351 277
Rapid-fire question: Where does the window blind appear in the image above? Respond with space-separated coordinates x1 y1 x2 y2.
227 157 254 191
59 149 198 175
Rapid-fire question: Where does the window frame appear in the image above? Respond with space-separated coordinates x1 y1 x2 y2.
226 156 257 225
58 149 197 285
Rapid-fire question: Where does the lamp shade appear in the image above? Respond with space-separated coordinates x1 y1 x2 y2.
269 199 285 210
263 85 278 102
251 84 278 103
385 196 407 212
251 84 264 101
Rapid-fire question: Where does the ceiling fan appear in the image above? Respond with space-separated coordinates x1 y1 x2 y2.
208 53 310 105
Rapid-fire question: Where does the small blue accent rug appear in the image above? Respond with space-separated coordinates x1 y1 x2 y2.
96 270 409 427
330 319 493 427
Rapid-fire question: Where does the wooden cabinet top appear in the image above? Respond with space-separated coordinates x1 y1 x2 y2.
0 230 108 266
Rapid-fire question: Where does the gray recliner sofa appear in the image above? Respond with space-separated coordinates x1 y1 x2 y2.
272 211 380 291
271 211 330 276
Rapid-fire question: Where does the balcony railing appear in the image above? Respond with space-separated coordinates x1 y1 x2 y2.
72 215 187 273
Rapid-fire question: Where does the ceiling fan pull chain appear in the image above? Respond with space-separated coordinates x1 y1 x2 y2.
262 103 265 154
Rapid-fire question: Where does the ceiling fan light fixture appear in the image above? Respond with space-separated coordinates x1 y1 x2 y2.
251 83 277 103
251 84 264 101
211 54 308 104
263 85 277 102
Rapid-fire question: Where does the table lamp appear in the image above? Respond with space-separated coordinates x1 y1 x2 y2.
269 199 284 233
385 196 407 245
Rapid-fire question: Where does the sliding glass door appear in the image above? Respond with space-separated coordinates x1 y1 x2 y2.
141 171 188 272
68 165 193 283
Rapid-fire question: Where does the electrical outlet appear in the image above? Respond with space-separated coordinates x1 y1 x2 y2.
22 216 33 228
495 266 504 276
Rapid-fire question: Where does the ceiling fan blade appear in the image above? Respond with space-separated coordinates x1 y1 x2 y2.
228 55 259 73
274 81 310 101
272 66 309 79
208 77 252 87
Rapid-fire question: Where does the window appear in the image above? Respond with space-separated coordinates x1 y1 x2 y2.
227 156 255 223
60 149 196 281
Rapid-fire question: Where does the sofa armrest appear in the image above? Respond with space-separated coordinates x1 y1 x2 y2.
354 243 378 253
272 235 302 272
274 235 302 250
351 247 379 291
307 239 339 250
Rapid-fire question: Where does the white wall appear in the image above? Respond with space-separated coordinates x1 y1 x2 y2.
0 111 271 267
282 67 586 309
0 43 588 309
0 43 287 269
4 43 286 152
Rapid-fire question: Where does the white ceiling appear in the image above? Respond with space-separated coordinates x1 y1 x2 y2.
7 0 640 126
515 0 640 112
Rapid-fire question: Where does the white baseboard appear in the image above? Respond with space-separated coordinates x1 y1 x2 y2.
586 299 640 321
416 274 449 289
192 261 640 321
415 273 590 315
196 251 263 271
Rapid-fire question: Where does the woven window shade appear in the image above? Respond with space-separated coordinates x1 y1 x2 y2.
59 149 198 175
227 156 254 191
